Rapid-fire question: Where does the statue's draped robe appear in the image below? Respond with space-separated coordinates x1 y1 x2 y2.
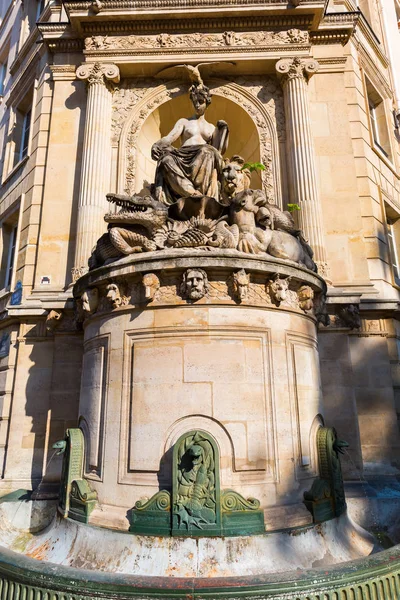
154 144 223 205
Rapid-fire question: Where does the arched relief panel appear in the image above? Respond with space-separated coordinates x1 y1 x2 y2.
116 78 283 207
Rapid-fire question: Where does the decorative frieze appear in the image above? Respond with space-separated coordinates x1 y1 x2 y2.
84 29 309 52
75 267 326 316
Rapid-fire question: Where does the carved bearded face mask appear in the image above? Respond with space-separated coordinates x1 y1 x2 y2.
186 269 206 300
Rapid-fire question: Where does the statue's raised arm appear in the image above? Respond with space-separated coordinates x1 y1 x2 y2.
151 84 228 205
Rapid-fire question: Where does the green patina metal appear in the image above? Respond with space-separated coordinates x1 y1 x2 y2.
129 490 171 535
53 428 97 524
304 426 348 523
220 490 265 536
130 430 264 536
0 541 400 599
172 430 221 536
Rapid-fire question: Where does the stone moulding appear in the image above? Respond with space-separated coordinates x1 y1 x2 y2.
73 252 326 319
80 15 314 35
64 0 326 10
0 542 399 599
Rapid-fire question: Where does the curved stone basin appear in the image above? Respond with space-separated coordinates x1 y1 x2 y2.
0 501 396 600
0 501 374 577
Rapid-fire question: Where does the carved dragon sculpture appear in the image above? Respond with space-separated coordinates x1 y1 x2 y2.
89 194 169 269
89 193 238 270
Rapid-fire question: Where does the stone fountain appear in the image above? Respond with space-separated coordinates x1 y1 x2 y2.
0 70 394 600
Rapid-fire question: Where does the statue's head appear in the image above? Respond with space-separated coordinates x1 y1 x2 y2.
188 444 204 466
298 285 313 302
232 269 250 302
221 156 251 200
268 274 290 304
106 282 121 308
142 273 160 301
181 268 209 301
81 287 99 314
189 84 212 116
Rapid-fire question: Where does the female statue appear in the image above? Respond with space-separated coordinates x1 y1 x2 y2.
151 84 229 205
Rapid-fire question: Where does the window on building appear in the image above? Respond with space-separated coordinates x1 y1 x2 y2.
385 203 400 287
12 98 32 169
36 0 46 20
0 62 7 97
0 209 19 291
366 78 392 160
0 37 10 97
387 220 400 285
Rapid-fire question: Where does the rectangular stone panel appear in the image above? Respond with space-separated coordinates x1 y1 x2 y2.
79 336 109 480
287 334 322 477
123 330 274 483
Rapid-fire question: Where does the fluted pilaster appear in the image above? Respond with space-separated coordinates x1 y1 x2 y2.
73 62 120 280
276 58 328 277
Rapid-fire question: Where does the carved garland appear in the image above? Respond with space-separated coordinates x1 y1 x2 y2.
115 78 283 206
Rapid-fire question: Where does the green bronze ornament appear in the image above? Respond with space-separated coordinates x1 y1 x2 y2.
304 426 348 523
130 430 264 537
53 428 97 524
172 430 220 536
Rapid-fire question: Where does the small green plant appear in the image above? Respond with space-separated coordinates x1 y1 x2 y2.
287 203 301 213
241 162 266 173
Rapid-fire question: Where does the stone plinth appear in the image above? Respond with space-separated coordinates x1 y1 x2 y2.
74 251 326 531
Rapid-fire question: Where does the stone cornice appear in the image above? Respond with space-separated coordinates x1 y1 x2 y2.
319 11 359 29
316 56 347 72
355 12 389 68
310 11 359 45
310 30 352 45
83 45 312 58
64 0 325 9
47 39 84 53
50 65 79 81
80 15 314 35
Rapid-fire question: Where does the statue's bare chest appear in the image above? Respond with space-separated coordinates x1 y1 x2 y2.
182 119 214 142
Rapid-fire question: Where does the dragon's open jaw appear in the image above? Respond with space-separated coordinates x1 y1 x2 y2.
105 199 158 221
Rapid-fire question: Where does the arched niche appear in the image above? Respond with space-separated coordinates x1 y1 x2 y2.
135 93 262 194
118 80 282 206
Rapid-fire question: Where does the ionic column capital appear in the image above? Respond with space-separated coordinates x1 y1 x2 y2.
275 57 319 85
76 62 120 89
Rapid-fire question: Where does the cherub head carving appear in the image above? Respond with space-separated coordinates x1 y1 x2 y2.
142 273 160 301
268 274 291 305
81 288 99 315
181 268 209 301
232 269 250 302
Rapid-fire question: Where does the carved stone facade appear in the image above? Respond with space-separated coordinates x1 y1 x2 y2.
0 0 399 581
